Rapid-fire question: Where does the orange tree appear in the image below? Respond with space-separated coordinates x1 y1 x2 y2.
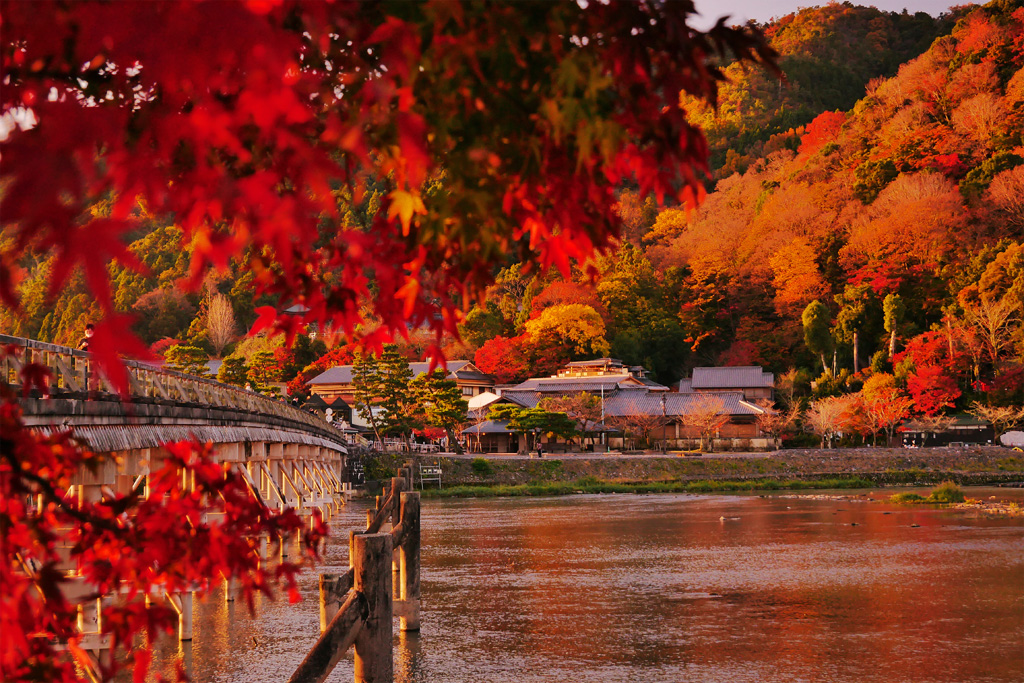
1 1 774 680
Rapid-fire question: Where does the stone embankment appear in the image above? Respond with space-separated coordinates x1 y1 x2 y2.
376 446 1024 489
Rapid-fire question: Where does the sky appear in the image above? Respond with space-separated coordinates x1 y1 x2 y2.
691 0 953 29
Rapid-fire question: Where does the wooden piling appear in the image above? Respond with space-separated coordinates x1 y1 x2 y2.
390 477 405 578
353 533 393 683
169 591 194 641
318 569 354 633
397 492 420 632
288 589 369 683
319 573 339 633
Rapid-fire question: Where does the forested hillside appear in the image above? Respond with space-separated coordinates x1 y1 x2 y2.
685 2 956 177
463 0 1024 412
3 2 1022 414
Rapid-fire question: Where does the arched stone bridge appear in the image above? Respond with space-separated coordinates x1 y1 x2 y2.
2 334 352 516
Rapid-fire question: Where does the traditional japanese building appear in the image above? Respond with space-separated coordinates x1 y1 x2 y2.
676 366 775 402
309 360 494 427
464 359 772 453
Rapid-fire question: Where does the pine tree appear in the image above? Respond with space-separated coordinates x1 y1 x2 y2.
802 300 832 374
352 351 384 445
411 369 469 454
216 355 249 387
164 344 210 377
376 345 418 449
247 350 281 396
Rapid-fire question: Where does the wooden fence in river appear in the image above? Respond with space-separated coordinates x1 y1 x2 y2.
289 463 421 683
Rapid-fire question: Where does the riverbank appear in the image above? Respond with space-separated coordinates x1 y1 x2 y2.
419 477 876 498
365 446 1024 496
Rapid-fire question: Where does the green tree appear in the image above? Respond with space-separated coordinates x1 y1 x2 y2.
133 288 196 344
410 369 469 454
490 404 576 451
216 355 249 387
852 158 898 203
538 392 602 448
883 293 906 358
352 351 385 444
834 284 883 374
376 344 419 448
164 344 210 377
247 350 281 395
802 300 833 373
458 300 512 349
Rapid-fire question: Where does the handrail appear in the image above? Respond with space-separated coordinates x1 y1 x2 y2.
1 334 347 445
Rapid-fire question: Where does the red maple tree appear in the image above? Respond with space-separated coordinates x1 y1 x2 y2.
1 2 775 680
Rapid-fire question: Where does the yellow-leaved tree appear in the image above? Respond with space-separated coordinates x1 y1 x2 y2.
524 303 611 360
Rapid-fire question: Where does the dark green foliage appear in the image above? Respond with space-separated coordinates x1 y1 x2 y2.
960 152 1023 200
471 458 494 476
353 351 385 442
927 481 965 503
889 492 926 503
490 405 577 445
247 350 280 395
802 300 832 371
376 344 419 441
459 300 513 348
812 369 852 398
853 158 898 203
411 368 469 453
164 344 210 377
362 452 403 482
132 288 196 344
216 355 249 387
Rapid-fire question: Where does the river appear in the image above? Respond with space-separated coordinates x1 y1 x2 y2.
148 488 1024 682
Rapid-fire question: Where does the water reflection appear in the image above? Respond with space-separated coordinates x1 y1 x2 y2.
145 489 1024 682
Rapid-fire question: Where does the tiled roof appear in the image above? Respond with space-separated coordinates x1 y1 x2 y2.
408 361 471 377
691 366 774 389
675 378 693 393
309 365 354 385
310 360 491 386
462 419 514 434
508 374 662 392
564 358 624 367
603 391 763 418
499 391 542 408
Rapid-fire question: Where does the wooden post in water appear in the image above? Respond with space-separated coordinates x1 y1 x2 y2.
353 532 393 683
397 491 420 632
319 574 339 632
390 476 405 583
289 589 369 683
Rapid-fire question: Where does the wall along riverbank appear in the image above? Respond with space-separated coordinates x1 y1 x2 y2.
363 446 1024 498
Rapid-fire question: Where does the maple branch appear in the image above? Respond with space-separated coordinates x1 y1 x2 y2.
1 448 123 534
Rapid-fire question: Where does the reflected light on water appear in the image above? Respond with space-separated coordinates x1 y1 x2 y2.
144 489 1024 683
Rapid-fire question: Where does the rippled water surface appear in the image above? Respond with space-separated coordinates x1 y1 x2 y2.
150 489 1024 682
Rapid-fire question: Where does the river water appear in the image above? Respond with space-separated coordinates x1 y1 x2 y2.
149 489 1024 682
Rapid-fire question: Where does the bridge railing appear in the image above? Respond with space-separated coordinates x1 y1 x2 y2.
1 334 343 440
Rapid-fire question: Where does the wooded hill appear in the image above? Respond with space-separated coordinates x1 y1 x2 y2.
2 2 1021 413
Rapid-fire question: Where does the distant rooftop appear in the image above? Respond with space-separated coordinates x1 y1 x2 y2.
691 366 774 389
508 374 664 393
310 360 490 386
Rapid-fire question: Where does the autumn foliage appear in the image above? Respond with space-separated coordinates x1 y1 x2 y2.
1 0 775 393
0 359 324 682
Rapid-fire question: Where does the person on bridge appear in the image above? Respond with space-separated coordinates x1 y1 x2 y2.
77 323 94 352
